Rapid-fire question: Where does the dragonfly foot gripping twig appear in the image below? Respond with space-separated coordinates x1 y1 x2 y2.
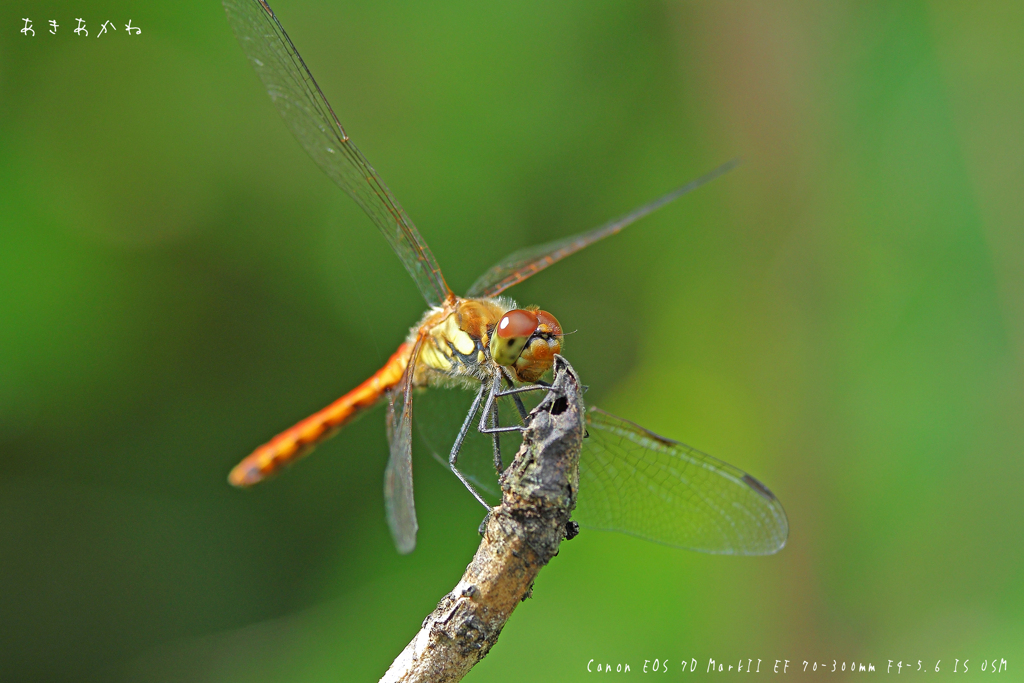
379 355 584 683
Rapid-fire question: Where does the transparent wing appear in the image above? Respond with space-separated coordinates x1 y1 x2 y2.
576 407 788 555
384 338 424 554
415 385 501 503
466 160 738 298
223 0 451 307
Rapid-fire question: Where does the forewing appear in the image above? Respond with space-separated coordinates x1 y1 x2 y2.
223 0 451 307
466 160 737 298
384 339 423 554
576 407 788 555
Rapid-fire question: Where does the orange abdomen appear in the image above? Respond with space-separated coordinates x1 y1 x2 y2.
229 343 413 487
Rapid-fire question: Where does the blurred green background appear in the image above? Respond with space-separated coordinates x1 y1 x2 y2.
2 1 1022 680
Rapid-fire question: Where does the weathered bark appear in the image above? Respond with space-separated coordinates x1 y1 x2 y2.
380 355 584 683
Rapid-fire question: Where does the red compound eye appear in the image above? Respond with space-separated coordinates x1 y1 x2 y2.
496 309 538 339
534 310 562 337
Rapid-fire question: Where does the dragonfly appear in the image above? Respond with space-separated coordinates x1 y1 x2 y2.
223 0 788 556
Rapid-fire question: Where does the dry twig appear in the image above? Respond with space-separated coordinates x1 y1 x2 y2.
380 355 584 683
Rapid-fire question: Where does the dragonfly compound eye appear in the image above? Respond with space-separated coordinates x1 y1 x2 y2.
490 309 538 366
513 309 563 382
534 310 562 338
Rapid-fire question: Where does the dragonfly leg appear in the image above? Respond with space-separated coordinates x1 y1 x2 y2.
479 377 526 435
502 374 530 422
448 381 493 511
494 383 554 398
489 394 503 473
492 381 562 423
475 376 565 477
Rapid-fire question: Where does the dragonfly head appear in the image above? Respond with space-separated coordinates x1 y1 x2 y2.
490 308 563 383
